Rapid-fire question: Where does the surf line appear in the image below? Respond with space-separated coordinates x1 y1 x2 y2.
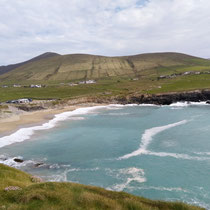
0 105 111 149
119 120 188 160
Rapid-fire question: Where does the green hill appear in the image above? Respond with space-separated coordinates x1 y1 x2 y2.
1 52 210 83
1 52 210 102
0 52 59 76
0 164 203 210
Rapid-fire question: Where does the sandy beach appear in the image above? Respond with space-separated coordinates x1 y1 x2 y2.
0 103 107 136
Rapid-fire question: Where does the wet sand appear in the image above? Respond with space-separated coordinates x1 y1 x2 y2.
0 103 107 136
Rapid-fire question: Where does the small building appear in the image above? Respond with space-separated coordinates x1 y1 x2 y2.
86 80 96 84
30 84 42 88
18 98 31 104
6 100 19 104
13 84 21 88
183 71 192 75
6 98 32 104
69 83 78 86
78 81 86 84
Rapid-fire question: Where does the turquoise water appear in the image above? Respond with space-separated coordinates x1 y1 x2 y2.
0 104 210 208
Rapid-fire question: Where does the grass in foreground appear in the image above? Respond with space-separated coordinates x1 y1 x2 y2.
0 164 204 210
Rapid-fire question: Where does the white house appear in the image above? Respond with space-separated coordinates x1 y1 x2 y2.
18 99 31 103
30 84 42 88
13 84 21 87
86 80 96 84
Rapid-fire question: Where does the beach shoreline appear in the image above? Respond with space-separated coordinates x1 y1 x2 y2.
0 102 108 137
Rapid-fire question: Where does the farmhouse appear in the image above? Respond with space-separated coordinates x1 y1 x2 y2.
6 98 32 104
30 84 42 88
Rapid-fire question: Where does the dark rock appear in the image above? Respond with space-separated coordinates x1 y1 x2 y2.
112 89 210 105
17 105 45 112
13 158 24 163
34 163 44 168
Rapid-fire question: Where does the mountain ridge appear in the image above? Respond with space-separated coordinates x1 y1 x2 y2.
0 52 60 76
0 52 210 83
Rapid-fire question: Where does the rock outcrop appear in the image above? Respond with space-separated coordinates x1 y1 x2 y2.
114 89 210 105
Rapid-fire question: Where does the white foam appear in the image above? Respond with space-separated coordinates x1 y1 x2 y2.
107 167 146 192
119 120 188 159
134 186 188 193
145 151 210 161
0 105 109 148
193 152 210 156
47 168 71 182
0 103 158 148
0 155 36 168
170 101 209 107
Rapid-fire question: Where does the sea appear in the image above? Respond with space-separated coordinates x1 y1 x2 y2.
0 103 210 209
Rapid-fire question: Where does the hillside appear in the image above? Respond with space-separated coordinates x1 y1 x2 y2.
1 52 210 102
0 52 60 76
1 52 210 83
0 164 203 210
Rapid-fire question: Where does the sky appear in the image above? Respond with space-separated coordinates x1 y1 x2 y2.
0 0 210 65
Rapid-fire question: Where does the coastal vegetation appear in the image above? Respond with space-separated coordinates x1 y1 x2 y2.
0 164 203 210
0 52 210 102
0 52 210 209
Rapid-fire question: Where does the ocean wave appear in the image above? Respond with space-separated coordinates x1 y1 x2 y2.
0 154 38 168
106 167 146 192
46 168 71 182
169 101 209 107
119 120 188 160
0 105 109 148
133 186 188 193
145 151 210 161
193 152 210 156
0 103 159 148
106 113 130 116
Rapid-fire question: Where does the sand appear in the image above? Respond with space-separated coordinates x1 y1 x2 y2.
0 103 107 136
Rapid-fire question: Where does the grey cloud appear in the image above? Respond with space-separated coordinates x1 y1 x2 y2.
0 0 210 65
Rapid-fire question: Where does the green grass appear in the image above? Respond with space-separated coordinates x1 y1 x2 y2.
2 73 210 102
0 52 210 102
0 164 203 210
1 52 210 84
0 77 154 102
149 74 210 94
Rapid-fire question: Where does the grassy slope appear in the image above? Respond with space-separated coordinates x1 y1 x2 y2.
0 164 203 210
0 52 59 76
2 74 210 102
0 52 210 101
1 52 210 83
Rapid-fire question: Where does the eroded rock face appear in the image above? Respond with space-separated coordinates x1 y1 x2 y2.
114 90 210 105
4 186 22 191
17 105 45 112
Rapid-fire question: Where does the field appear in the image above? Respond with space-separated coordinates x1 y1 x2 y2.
1 52 210 102
1 73 210 102
0 164 203 210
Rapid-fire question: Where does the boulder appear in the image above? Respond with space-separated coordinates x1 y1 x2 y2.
13 158 24 163
34 162 44 168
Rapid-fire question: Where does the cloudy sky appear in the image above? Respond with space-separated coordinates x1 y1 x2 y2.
0 0 210 65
